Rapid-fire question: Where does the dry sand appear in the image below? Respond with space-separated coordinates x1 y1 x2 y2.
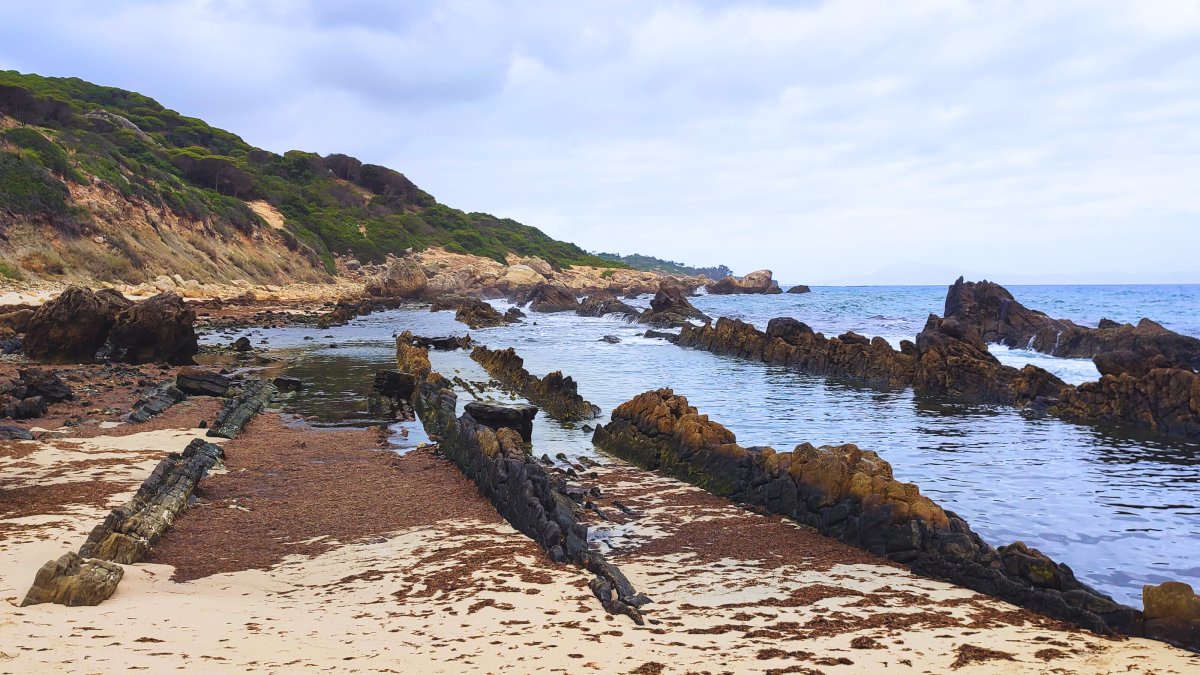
1 413 1197 673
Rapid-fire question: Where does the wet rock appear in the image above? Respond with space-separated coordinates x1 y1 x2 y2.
406 334 473 351
108 292 198 365
207 379 276 439
643 330 679 343
371 369 416 400
6 395 48 419
129 385 186 423
464 400 538 442
0 424 34 440
945 277 1200 370
25 286 130 362
525 283 580 313
787 284 811 294
706 269 782 294
232 336 252 351
504 307 525 321
578 292 640 320
450 298 518 329
0 306 35 333
637 285 711 328
366 260 428 299
471 346 601 422
1142 581 1200 649
1050 367 1200 439
1093 349 1170 377
273 376 303 392
599 335 621 344
20 552 123 607
176 368 232 397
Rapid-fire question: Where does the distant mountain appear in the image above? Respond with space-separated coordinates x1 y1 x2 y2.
594 252 730 279
0 70 623 284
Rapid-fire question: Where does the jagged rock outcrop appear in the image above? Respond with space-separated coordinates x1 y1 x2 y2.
129 384 186 423
20 552 123 607
0 306 35 333
471 346 601 422
522 283 580 313
3 367 75 420
398 341 649 622
786 284 811 294
944 277 1200 370
406 334 473 351
706 269 782 295
578 292 640 320
366 260 429 299
592 388 1161 641
1049 366 1200 439
452 298 518 329
24 287 131 362
678 316 917 389
637 285 711 328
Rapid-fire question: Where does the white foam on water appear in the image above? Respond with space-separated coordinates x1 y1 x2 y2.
988 344 1099 385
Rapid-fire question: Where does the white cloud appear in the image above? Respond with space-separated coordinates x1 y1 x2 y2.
1 0 1197 283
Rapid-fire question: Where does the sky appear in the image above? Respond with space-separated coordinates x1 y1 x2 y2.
2 0 1198 284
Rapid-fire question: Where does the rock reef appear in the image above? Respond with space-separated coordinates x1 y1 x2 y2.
470 346 601 422
706 269 782 294
593 388 1199 649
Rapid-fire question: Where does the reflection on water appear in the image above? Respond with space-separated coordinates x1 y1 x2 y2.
202 290 1200 607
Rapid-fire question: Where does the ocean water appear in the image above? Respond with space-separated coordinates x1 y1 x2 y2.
210 284 1200 607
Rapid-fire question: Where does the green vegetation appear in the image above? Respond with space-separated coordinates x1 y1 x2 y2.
595 252 731 279
0 70 627 272
0 261 23 280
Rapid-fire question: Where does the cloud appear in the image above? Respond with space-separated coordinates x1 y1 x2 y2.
2 0 1198 283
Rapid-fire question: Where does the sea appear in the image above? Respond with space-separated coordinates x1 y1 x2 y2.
206 283 1200 608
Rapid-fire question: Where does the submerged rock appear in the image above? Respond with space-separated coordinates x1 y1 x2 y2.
464 400 538 442
637 284 711 328
578 292 639 320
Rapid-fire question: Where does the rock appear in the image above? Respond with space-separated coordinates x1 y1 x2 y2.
273 376 303 392
452 298 518 329
503 264 544 286
1093 349 1170 377
232 336 253 351
643 330 679 343
406 335 473 351
20 552 123 607
6 395 48 419
176 368 232 397
637 285 711 328
14 367 75 402
108 293 198 365
1050 367 1200 439
504 307 525 321
471 346 601 422
371 370 416 400
1143 581 1200 649
129 385 186 423
706 269 782 294
0 307 35 333
944 277 1200 370
578 292 640 320
25 286 130 363
366 260 428 299
519 257 555 277
464 400 539 442
787 284 811 294
599 335 621 344
526 284 580 313
207 380 276 439
0 424 33 440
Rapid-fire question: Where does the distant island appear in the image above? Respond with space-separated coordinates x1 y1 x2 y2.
594 252 731 279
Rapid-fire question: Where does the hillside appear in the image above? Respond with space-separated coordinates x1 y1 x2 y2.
0 70 623 285
595 252 730 279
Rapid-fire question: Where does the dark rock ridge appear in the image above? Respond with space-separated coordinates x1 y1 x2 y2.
176 368 232 397
945 277 1200 371
470 346 601 422
206 379 276 439
396 338 649 622
637 284 711 328
128 384 186 423
4 367 75 420
24 438 225 606
432 296 519 329
1049 367 1200 439
577 292 640 320
787 284 811 294
592 388 1199 649
706 269 782 295
405 334 473 351
369 369 417 418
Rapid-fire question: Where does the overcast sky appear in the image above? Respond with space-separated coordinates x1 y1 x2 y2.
2 1 1198 284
